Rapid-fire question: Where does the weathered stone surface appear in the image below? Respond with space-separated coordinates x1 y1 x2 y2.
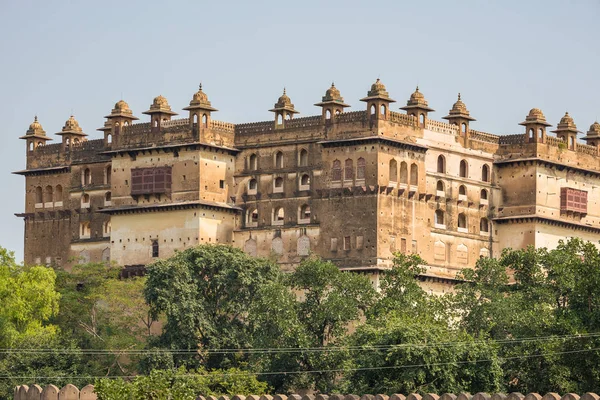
58 384 79 400
41 384 59 400
80 384 97 400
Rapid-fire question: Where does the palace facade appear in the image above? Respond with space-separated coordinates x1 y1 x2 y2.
16 80 600 292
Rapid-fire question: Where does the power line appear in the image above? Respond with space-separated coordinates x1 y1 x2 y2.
1 332 600 355
1 346 599 380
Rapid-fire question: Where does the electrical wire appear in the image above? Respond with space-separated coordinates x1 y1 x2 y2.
1 332 600 355
1 346 599 380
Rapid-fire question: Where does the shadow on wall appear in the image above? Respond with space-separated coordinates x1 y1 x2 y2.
11 387 600 400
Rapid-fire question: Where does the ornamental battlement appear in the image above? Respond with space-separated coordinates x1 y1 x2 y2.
14 78 600 278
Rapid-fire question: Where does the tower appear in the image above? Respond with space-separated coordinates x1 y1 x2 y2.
519 108 551 144
314 83 350 123
582 121 600 148
552 112 580 150
183 84 217 132
56 115 87 150
19 116 51 154
143 95 178 131
443 93 476 142
400 86 435 127
269 88 299 128
360 79 395 125
103 100 139 145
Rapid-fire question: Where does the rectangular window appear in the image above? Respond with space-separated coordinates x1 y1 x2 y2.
401 238 407 254
330 238 338 252
343 236 351 251
151 240 159 258
356 235 364 250
131 167 172 196
560 187 587 214
219 180 225 189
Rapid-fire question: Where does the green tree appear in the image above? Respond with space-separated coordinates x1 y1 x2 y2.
144 245 279 369
249 256 377 392
344 253 502 394
54 262 155 376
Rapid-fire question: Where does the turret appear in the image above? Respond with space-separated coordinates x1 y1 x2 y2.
19 116 51 154
103 100 139 144
314 83 349 123
552 112 580 150
582 121 600 148
400 86 434 127
183 84 217 132
56 115 87 151
443 93 476 142
269 88 299 128
360 79 395 124
143 95 178 131
519 108 551 144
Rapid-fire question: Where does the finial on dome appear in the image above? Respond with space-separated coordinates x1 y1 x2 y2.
458 93 461 100
199 83 202 91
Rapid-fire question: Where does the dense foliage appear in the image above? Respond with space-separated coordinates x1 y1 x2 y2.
3 239 600 398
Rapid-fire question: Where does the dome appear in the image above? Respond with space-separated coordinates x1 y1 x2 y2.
410 86 425 102
325 83 341 100
61 115 84 134
105 99 137 119
400 86 434 113
25 116 46 136
443 93 475 121
366 78 391 98
183 83 217 112
144 94 177 115
153 95 169 108
589 121 600 136
519 107 551 126
270 88 298 113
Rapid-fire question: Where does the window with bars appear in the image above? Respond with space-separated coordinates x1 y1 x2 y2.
560 188 587 214
131 167 172 195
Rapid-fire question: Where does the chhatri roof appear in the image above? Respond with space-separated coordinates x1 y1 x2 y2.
19 116 50 140
519 108 552 127
143 95 178 115
269 88 299 114
314 83 350 107
360 78 396 103
104 99 139 120
56 115 88 137
183 84 218 112
443 93 475 121
551 112 581 134
400 86 434 112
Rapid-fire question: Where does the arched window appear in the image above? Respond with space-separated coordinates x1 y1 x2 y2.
482 164 490 182
459 185 467 196
106 134 112 144
420 113 425 126
35 186 43 204
249 154 258 170
81 193 90 207
274 207 285 223
83 168 91 185
202 114 208 127
103 221 111 236
437 155 446 173
459 160 468 178
480 188 488 201
380 104 386 116
29 142 34 152
462 123 467 134
299 149 308 166
299 204 311 222
370 104 376 116
539 128 544 139
570 136 575 149
410 163 418 186
105 166 111 185
54 185 63 203
44 186 53 204
275 151 284 168
105 192 111 204
154 120 158 128
249 178 258 192
529 128 534 139
274 177 284 190
300 174 310 186
436 180 444 192
480 218 490 233
331 160 342 181
389 159 398 183
247 208 258 225
434 209 445 227
193 114 199 124
400 162 408 184
80 222 91 238
458 213 467 230
344 159 354 181
357 158 366 180
277 114 283 125
37 141 43 148
325 109 331 120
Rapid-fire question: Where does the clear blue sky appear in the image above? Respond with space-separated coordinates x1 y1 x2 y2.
1 0 599 262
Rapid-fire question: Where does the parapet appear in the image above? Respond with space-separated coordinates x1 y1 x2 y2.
12 386 600 400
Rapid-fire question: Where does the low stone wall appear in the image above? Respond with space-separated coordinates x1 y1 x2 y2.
13 383 96 400
12 388 600 400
